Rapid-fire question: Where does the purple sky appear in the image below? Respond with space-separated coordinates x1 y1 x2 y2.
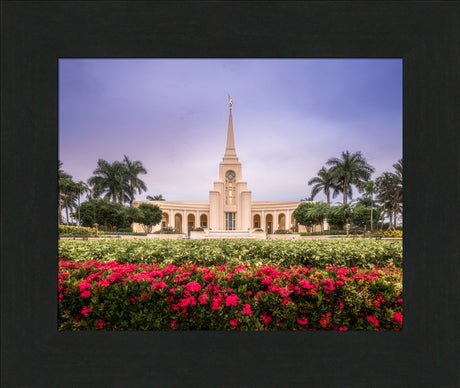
59 59 402 202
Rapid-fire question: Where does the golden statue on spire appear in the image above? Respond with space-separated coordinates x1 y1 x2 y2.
228 93 233 109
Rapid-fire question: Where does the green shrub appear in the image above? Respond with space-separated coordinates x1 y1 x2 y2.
118 227 132 233
274 229 292 234
58 225 103 236
58 239 403 268
58 259 403 331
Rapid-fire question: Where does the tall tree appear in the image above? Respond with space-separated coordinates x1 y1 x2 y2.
88 159 129 203
307 167 337 204
375 172 400 230
326 151 375 204
73 181 90 226
58 160 72 225
146 194 165 201
122 155 147 206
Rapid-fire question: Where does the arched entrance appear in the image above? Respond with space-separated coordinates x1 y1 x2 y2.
174 213 182 233
278 213 286 230
253 214 261 229
187 214 195 233
161 213 169 229
266 214 273 234
200 214 208 228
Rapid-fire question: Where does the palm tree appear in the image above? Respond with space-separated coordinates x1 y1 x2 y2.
146 194 165 201
363 180 376 231
392 159 403 227
307 167 337 204
59 178 78 225
326 151 375 204
73 181 90 226
375 172 400 230
88 159 129 203
58 160 72 225
123 155 147 206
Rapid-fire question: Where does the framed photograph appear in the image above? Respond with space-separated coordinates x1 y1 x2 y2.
2 2 458 387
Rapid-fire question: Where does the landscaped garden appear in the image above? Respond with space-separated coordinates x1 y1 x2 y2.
58 239 403 331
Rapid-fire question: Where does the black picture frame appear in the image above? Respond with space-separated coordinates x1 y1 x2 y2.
1 2 458 387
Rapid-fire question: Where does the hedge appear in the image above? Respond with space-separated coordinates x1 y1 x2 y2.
58 239 403 269
58 225 103 236
58 259 402 331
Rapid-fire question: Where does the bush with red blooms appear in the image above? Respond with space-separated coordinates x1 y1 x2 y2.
58 259 402 331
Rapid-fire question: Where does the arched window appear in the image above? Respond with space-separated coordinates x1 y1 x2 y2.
225 170 236 205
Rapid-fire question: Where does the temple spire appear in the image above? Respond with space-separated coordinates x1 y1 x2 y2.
223 95 238 161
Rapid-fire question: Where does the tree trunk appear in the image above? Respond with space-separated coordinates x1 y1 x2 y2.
343 185 348 204
58 191 62 225
326 192 330 204
65 200 69 225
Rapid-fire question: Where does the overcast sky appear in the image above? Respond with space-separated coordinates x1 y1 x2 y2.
59 58 402 202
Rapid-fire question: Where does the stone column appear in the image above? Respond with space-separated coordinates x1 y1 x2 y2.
261 211 266 231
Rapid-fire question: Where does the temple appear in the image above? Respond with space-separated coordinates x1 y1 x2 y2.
133 99 322 236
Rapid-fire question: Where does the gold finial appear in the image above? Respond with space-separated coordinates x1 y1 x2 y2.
228 93 233 109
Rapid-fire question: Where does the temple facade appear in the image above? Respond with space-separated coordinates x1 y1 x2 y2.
133 100 321 235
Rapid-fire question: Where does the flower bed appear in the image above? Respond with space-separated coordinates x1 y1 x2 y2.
58 259 402 331
59 239 403 268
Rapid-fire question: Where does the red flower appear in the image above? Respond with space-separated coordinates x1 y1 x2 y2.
80 290 91 298
80 306 92 317
392 311 403 325
151 281 167 290
297 317 309 325
230 318 238 326
242 303 253 316
262 312 272 325
186 281 202 292
225 294 239 307
366 315 380 328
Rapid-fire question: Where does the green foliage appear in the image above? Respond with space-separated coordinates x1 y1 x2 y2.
58 239 403 269
134 204 163 233
58 260 403 331
350 204 382 229
274 229 292 234
58 225 103 236
152 226 176 234
78 198 128 230
293 202 316 227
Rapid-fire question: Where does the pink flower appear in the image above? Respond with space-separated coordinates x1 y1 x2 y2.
97 319 104 329
97 279 110 288
225 294 239 307
261 312 272 325
203 272 215 281
242 303 253 316
367 315 380 328
171 320 177 329
262 276 273 285
151 281 167 290
186 281 201 292
319 313 332 328
297 317 309 325
299 279 314 289
78 280 91 292
80 306 92 317
230 318 238 326
211 295 223 310
80 290 91 298
199 293 208 305
392 312 403 325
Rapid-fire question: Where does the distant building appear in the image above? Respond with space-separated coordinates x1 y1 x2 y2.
133 101 324 235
